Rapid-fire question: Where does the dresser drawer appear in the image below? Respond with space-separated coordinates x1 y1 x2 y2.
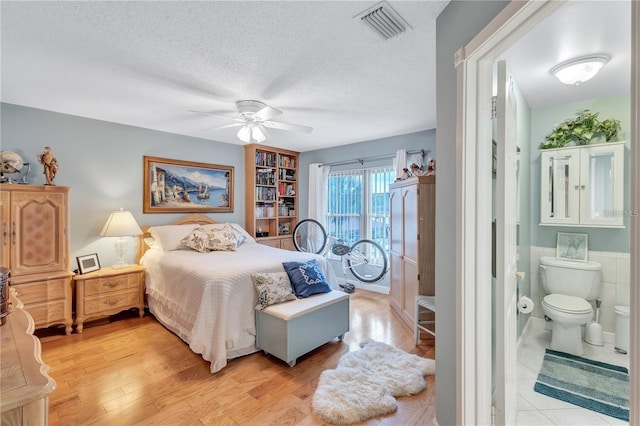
12 279 68 305
83 272 141 296
24 300 68 325
83 289 140 316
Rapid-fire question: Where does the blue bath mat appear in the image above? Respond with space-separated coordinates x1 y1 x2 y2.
534 349 629 421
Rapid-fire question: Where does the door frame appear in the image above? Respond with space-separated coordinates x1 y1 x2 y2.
454 1 639 424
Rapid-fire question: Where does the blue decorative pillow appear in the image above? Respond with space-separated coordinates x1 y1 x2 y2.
282 259 331 298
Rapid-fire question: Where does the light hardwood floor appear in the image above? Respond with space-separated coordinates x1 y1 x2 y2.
37 290 436 426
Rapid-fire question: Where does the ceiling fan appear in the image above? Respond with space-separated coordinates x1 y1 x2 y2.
190 100 313 143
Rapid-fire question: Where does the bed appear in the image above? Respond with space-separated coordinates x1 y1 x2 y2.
137 214 338 373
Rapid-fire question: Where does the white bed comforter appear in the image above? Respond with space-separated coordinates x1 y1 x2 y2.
141 241 337 373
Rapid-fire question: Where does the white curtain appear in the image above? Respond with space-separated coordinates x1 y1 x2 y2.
308 163 330 227
393 149 407 180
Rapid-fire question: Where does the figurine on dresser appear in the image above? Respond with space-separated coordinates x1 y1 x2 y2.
37 146 58 185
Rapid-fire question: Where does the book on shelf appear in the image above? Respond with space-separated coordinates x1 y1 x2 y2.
278 168 296 181
255 187 276 201
255 151 277 167
255 169 275 185
279 155 296 169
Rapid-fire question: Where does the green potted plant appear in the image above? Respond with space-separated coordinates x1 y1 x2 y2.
539 109 621 149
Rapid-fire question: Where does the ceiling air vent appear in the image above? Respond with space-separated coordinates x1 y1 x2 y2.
354 1 412 40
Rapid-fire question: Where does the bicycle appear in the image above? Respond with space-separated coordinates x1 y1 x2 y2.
291 218 388 285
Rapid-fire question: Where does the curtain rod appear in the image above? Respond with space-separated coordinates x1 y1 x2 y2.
320 149 429 168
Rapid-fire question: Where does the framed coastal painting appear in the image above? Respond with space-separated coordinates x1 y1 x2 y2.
143 156 234 213
556 232 588 262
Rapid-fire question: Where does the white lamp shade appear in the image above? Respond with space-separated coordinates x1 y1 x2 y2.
550 55 609 85
237 124 266 143
99 208 143 237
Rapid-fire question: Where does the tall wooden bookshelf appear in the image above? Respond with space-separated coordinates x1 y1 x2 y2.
244 144 299 250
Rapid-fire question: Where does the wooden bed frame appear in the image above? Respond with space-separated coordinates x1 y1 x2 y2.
135 214 221 264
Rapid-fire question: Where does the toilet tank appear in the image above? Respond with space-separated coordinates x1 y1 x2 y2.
539 256 601 300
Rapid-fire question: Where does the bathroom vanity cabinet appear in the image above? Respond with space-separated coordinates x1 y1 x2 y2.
540 141 625 227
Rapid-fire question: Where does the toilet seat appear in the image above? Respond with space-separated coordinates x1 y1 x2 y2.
543 294 592 314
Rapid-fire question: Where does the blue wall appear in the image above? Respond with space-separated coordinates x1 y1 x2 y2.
1 102 245 268
529 94 631 253
2 102 436 272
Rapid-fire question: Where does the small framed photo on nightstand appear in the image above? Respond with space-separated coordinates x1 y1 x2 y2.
76 253 101 274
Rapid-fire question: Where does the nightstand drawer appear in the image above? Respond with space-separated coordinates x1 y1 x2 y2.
83 289 140 315
24 300 68 325
83 273 141 296
12 279 68 304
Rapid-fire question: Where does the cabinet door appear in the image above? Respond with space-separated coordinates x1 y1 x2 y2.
10 190 68 276
279 237 297 251
579 144 624 227
402 185 419 264
389 252 403 309
389 187 403 258
0 191 9 268
540 149 580 225
403 258 419 324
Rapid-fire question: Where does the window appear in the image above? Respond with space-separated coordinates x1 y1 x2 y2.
326 166 395 255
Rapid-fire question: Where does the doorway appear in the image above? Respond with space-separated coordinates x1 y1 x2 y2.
455 1 639 424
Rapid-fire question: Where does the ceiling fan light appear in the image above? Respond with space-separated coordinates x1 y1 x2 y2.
252 126 266 143
237 123 266 143
237 125 251 143
550 55 609 85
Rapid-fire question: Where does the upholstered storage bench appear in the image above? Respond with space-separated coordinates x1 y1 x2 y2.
255 290 350 367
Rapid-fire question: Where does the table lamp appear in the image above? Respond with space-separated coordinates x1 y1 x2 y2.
99 208 143 268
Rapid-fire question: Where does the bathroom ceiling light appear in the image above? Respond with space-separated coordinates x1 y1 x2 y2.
550 55 610 85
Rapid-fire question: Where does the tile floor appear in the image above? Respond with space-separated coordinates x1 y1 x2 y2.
516 318 630 426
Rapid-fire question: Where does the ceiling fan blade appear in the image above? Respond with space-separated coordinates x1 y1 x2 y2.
262 120 313 134
258 125 271 140
189 110 244 123
200 122 244 132
254 105 282 121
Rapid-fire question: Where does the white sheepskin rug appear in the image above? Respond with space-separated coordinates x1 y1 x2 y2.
311 339 435 424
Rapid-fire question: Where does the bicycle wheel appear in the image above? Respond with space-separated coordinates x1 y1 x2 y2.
292 219 327 254
346 239 388 283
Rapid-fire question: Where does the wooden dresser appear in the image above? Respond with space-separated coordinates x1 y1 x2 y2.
73 265 145 333
0 185 73 334
0 291 56 425
389 176 436 329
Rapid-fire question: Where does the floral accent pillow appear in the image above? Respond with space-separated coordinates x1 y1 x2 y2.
180 226 240 252
282 259 331 298
180 227 211 253
251 272 297 310
206 227 238 251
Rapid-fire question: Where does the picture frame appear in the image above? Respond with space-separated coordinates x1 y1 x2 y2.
143 156 234 213
77 253 101 274
556 232 588 262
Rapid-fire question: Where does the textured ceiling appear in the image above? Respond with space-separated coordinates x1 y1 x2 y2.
1 1 448 152
0 1 631 153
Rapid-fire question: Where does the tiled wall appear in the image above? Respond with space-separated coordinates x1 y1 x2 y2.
529 246 630 333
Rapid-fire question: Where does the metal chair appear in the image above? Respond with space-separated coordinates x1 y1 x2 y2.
415 295 436 344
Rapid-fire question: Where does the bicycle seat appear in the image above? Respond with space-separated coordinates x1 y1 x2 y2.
331 243 350 256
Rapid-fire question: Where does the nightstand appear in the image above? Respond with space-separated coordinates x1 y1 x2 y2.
73 265 145 333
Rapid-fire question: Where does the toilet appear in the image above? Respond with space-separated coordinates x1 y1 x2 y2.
539 256 602 356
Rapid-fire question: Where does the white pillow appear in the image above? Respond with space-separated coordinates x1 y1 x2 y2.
148 224 199 251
